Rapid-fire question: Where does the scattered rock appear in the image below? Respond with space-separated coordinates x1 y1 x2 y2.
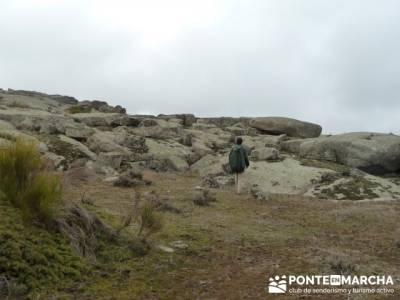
112 127 148 153
58 135 97 160
71 100 126 114
197 117 251 128
42 152 66 170
158 114 197 127
113 169 151 187
190 154 227 177
202 175 220 188
139 118 159 127
170 240 189 250
2 88 399 202
186 152 202 166
191 141 213 158
202 174 234 188
280 139 304 153
225 126 247 136
72 112 131 127
130 238 151 256
251 147 281 161
103 176 119 183
166 155 189 172
132 119 183 139
113 175 145 188
157 245 175 253
87 131 131 154
191 189 217 206
192 122 218 131
180 134 193 147
65 123 94 141
98 152 126 169
251 185 270 201
146 139 191 171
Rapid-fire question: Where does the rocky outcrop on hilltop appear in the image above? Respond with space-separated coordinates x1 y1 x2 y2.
249 116 322 138
1 88 399 201
0 88 78 105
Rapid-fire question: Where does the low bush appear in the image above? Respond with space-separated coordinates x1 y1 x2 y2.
138 203 162 237
20 173 61 224
67 105 91 114
117 191 163 252
0 139 61 225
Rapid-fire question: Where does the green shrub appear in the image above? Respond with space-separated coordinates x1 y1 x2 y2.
67 105 91 114
0 139 41 205
138 203 162 237
20 173 61 224
0 139 61 225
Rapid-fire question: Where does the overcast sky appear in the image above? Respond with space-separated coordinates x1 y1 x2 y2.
0 0 399 133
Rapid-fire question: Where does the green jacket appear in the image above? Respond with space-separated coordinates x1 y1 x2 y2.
229 145 250 173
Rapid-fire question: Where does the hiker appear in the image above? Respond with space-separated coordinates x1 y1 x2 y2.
229 137 250 194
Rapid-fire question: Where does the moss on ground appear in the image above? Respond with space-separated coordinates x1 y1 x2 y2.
0 202 87 299
300 158 351 174
319 176 381 200
0 199 191 299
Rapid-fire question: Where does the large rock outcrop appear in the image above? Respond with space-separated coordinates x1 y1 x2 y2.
130 119 183 139
249 117 322 138
158 114 197 127
251 147 281 161
145 139 191 171
0 109 71 134
71 113 133 127
70 100 126 114
281 132 400 175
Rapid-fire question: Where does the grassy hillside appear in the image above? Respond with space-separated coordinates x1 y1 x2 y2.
1 170 399 299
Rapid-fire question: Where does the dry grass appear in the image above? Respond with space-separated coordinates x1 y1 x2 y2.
61 171 400 299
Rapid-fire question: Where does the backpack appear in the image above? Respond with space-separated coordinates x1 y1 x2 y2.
229 146 246 173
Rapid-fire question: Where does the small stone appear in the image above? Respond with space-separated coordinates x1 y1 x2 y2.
103 176 119 183
170 240 189 250
157 245 175 253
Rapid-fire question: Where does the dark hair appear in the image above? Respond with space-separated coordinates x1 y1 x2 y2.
235 137 243 145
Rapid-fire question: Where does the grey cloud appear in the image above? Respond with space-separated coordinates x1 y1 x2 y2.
0 0 399 134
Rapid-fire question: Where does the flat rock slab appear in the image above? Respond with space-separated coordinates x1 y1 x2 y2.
249 117 322 138
282 132 400 175
243 157 334 196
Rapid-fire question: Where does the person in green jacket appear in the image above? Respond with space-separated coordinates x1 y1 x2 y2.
229 137 250 194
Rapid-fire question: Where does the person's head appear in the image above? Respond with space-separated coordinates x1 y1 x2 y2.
235 137 243 145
